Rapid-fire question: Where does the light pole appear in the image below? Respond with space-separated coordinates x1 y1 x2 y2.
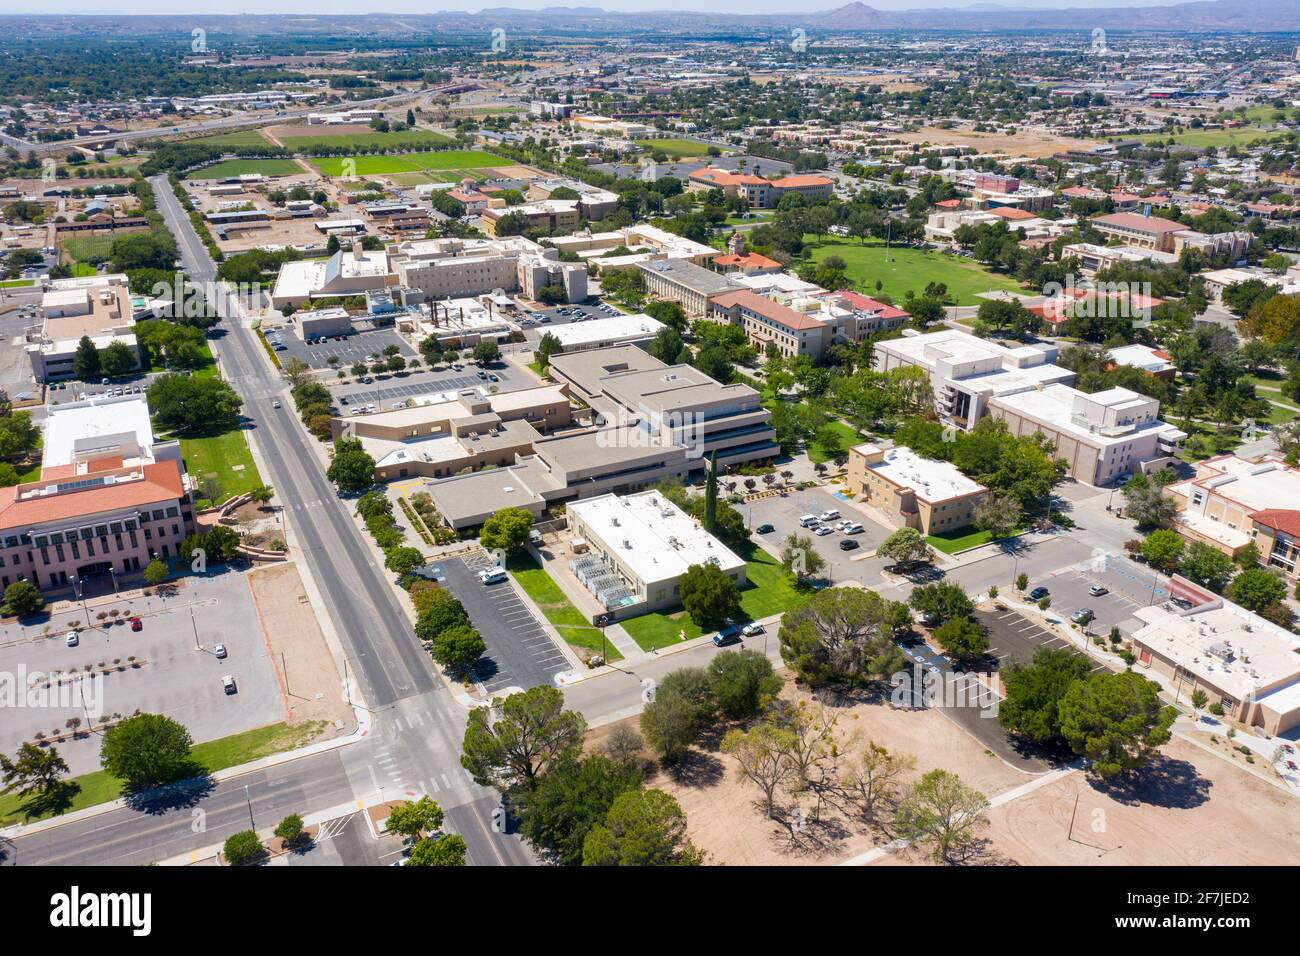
244 784 255 829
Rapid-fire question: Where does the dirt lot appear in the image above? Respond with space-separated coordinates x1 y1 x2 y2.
246 562 354 734
590 675 1300 866
897 125 1099 159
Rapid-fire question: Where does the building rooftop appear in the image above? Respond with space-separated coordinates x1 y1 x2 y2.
991 383 1182 447
569 491 745 583
547 346 666 399
638 258 741 297
711 288 826 331
42 395 156 469
855 443 985 503
544 313 664 349
1094 211 1187 234
1169 455 1300 515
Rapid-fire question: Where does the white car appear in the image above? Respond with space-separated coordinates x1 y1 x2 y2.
741 622 764 637
65 631 79 647
271 400 281 409
214 643 228 659
814 525 833 536
819 510 840 522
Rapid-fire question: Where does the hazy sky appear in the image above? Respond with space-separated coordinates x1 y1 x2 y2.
5 0 1193 15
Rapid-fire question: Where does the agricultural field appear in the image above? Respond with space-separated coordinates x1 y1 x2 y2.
183 158 302 180
184 129 273 148
636 137 723 158
802 237 1024 306
276 128 454 153
61 233 117 265
309 149 507 177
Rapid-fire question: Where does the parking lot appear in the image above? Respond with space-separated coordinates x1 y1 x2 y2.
1035 552 1168 637
331 360 529 412
0 570 283 775
271 326 415 371
432 555 569 693
975 606 1106 674
743 487 891 585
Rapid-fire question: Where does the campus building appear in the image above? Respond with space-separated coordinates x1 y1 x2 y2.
269 244 396 310
481 199 581 238
1131 577 1300 735
686 167 833 209
0 395 193 594
638 258 741 316
566 491 747 616
27 275 142 383
709 288 834 362
548 223 720 272
387 236 588 304
845 443 989 536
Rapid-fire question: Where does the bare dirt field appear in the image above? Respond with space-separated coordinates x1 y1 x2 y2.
590 675 1300 867
897 125 1099 159
247 562 354 734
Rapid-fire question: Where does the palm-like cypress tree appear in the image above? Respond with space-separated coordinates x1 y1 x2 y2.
704 451 718 532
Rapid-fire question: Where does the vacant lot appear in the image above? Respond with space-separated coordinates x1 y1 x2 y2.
803 237 1024 306
310 149 506 177
183 159 302 180
896 125 1098 159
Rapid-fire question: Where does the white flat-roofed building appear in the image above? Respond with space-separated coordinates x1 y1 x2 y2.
873 328 1073 430
550 223 720 272
28 274 141 382
387 235 587 304
1131 578 1300 735
544 313 664 353
269 245 395 309
567 491 747 615
988 383 1185 486
846 443 988 535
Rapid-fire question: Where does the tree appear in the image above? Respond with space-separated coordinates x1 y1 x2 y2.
1190 689 1209 712
99 713 194 789
461 686 587 791
1227 567 1287 612
998 646 1093 743
384 546 424 578
407 834 467 866
894 769 990 864
1058 671 1177 777
143 558 168 588
908 582 973 626
932 617 989 662
678 562 741 630
1177 541 1234 592
430 624 486 675
273 813 306 847
1140 528 1184 572
0 742 69 801
877 527 932 568
223 830 265 866
706 649 781 720
1122 474 1179 529
326 437 375 493
72 335 101 380
972 494 1021 539
640 667 714 763
479 507 534 554
720 721 798 819
840 740 914 823
582 789 705 866
779 586 908 686
385 796 445 840
101 340 138 377
415 594 470 643
703 452 718 532
779 532 826 586
3 580 45 617
517 754 641 865
472 339 501 364
536 331 564 369
147 374 242 435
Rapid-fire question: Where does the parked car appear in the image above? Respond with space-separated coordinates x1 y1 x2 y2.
1071 608 1094 625
1088 585 1109 597
798 514 820 528
839 539 860 551
712 626 741 647
65 631 79 647
222 675 237 695
478 567 507 585
130 617 142 632
814 525 833 536
1028 586 1049 600
740 622 764 637
819 509 840 521
755 523 774 534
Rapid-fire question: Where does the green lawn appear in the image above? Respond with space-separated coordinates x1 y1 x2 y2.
61 233 117 264
926 525 1024 555
620 546 808 652
0 278 34 288
636 137 723 159
803 237 1024 306
309 150 505 177
183 159 301 180
506 552 623 661
0 721 325 826
278 129 454 153
185 129 273 148
809 420 861 463
179 427 263 507
1141 127 1288 149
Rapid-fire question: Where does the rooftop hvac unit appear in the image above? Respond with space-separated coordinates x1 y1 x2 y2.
611 516 620 526
622 539 632 549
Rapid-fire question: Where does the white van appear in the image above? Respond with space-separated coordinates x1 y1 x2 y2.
479 567 507 585
798 514 819 528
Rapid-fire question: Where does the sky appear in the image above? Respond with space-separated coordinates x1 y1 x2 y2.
7 0 1193 15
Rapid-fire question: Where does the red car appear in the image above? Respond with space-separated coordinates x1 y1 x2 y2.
130 617 142 632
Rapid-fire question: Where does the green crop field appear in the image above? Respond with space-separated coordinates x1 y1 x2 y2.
278 129 454 153
185 129 273 148
309 150 507 177
1141 126 1289 149
183 158 301 180
802 237 1024 306
61 234 117 264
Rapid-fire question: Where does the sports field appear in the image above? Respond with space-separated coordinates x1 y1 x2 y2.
309 150 507 177
278 129 454 153
183 158 302 180
802 237 1024 306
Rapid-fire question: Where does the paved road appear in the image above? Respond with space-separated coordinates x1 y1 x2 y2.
7 175 534 867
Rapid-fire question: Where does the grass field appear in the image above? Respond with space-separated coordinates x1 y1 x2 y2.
179 427 263 507
309 150 505 177
1141 127 1289 149
506 552 622 661
809 420 861 463
803 237 1024 306
278 129 454 153
0 721 325 826
183 158 302 180
61 233 117 264
636 138 723 159
619 545 808 652
0 278 35 288
925 525 1025 555
185 129 273 148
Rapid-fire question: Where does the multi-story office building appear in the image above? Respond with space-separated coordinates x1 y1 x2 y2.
638 258 741 316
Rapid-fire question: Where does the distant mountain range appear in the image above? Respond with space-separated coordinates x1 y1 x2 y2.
5 1 1300 36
